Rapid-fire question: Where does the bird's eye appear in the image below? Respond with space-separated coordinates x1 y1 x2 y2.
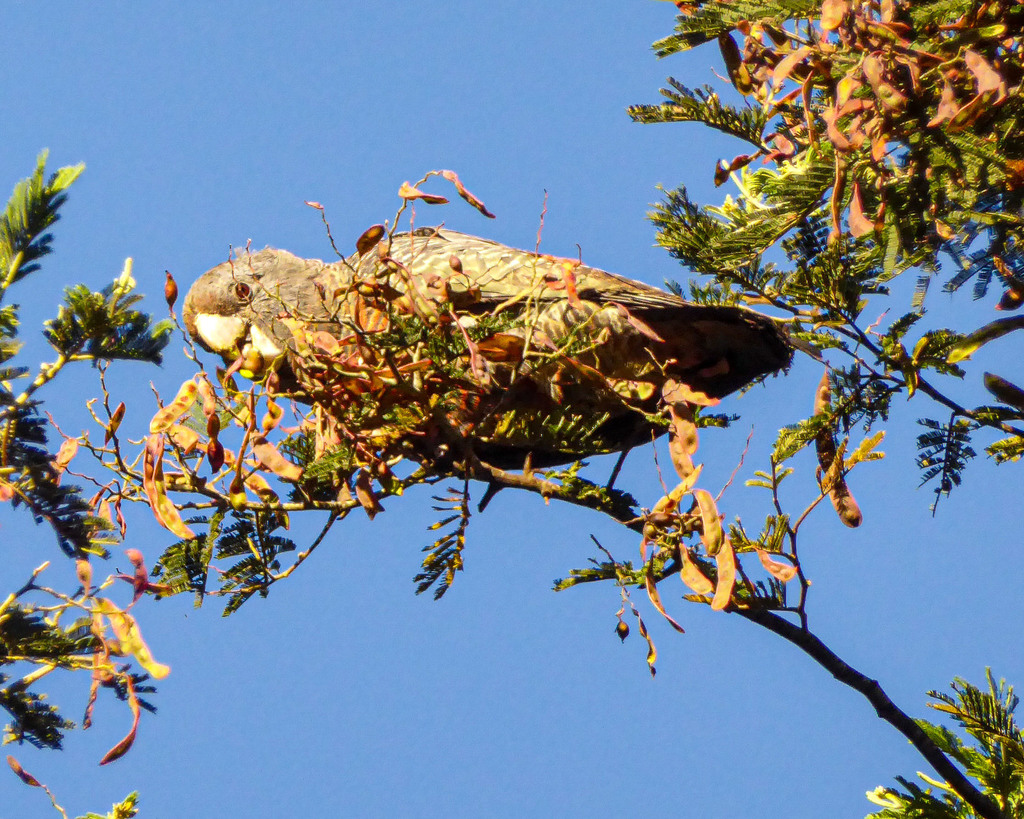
234 282 252 301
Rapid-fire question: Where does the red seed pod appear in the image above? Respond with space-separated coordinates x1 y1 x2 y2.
207 438 225 472
164 271 178 310
356 224 385 257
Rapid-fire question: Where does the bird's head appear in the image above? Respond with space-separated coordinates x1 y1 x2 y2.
183 248 299 378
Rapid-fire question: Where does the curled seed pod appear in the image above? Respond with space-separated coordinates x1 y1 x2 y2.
265 369 280 395
355 224 385 257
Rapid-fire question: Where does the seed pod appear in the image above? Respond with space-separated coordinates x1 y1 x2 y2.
265 369 280 395
149 379 198 433
710 539 736 611
240 348 265 378
76 558 93 594
814 371 863 528
252 435 303 481
198 378 218 420
355 224 385 257
105 402 126 444
6 755 42 787
679 549 714 595
164 271 178 310
207 438 225 472
228 474 247 510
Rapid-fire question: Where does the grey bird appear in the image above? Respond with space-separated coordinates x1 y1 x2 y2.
183 228 791 467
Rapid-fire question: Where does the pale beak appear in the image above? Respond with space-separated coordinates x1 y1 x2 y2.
248 324 284 358
193 314 247 353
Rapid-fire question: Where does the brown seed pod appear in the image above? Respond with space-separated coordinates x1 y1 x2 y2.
814 371 863 528
164 271 178 310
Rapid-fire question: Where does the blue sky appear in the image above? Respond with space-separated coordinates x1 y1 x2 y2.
3 3 1021 818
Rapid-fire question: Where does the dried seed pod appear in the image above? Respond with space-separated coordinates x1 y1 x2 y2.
164 271 178 310
814 371 862 528
206 438 225 472
355 224 385 257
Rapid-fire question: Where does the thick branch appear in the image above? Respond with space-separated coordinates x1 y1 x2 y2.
465 457 642 525
737 607 1005 819
470 453 1005 814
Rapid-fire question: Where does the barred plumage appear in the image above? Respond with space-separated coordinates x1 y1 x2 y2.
183 228 791 466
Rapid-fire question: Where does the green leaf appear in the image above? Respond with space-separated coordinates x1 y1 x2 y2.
0 152 84 295
43 273 172 364
629 82 768 146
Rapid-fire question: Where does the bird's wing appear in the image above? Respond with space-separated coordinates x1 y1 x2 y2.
348 229 687 312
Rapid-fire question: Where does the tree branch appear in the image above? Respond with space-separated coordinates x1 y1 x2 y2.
467 453 1003 815
736 606 1006 819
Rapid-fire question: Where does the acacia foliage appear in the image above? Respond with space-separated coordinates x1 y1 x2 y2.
867 673 1024 818
632 1 1024 814
631 0 1024 508
4 3 1024 816
1 155 170 788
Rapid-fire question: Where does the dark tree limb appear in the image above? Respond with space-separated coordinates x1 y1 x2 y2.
737 607 1006 819
450 452 1004 817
